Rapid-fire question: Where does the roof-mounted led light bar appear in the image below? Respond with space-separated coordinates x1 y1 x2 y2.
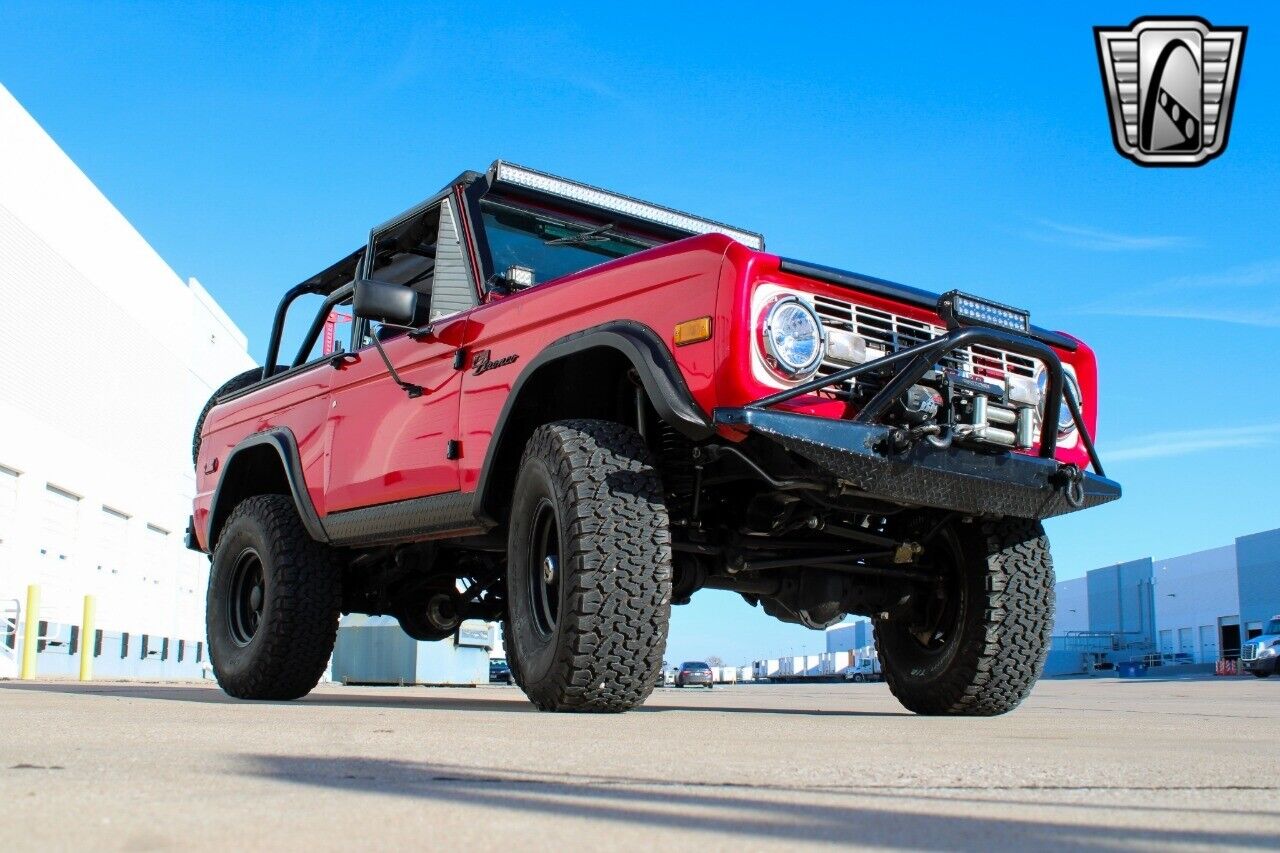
488 161 765 250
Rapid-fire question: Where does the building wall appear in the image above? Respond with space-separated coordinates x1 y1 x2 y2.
1086 558 1155 647
825 619 873 654
1235 529 1280 637
1151 545 1238 663
0 84 253 676
1052 576 1090 635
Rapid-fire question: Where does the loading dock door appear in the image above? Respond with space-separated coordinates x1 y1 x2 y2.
1220 623 1241 659
1178 627 1194 660
1198 625 1217 663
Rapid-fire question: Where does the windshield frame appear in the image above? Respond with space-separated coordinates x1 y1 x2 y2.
460 170 701 297
472 192 664 292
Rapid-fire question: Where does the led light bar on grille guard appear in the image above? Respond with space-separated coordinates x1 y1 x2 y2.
489 161 765 250
937 290 1030 334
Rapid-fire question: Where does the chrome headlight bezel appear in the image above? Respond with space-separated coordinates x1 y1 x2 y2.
1037 367 1081 436
760 295 826 380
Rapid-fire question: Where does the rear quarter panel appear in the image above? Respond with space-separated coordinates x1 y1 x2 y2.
193 367 331 548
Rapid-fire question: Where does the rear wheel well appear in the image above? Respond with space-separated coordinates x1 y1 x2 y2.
208 445 292 549
482 346 643 522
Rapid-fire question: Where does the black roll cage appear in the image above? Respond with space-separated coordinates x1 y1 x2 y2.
260 172 484 383
258 164 704 384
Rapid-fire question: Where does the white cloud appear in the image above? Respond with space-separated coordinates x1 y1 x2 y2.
1081 259 1280 327
1104 305 1280 328
1028 220 1189 251
1107 424 1280 462
1151 259 1280 291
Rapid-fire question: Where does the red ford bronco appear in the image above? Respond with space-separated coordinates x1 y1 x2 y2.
190 162 1119 716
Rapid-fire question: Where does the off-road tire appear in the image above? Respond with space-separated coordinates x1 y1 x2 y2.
207 494 342 700
875 518 1054 716
1251 671 1270 678
192 366 281 465
503 419 671 713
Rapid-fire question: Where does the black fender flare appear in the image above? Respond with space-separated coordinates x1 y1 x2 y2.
205 428 329 550
472 320 714 516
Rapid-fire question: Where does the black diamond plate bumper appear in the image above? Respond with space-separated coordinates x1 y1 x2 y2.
714 408 1121 520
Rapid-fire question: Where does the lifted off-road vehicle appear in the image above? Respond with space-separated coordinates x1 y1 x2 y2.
190 162 1119 716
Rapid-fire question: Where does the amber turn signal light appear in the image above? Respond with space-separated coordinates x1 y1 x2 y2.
673 316 712 346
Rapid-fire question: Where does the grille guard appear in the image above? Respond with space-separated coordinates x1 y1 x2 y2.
717 326 1120 519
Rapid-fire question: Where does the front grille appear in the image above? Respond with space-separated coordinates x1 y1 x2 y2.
1241 643 1259 661
812 294 1039 393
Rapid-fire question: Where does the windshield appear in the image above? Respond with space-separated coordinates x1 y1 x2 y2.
480 198 656 287
682 662 710 670
1266 619 1280 636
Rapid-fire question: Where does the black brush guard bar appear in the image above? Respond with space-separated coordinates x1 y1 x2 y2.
745 325 1105 477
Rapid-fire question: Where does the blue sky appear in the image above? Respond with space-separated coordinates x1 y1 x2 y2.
2 2 1276 666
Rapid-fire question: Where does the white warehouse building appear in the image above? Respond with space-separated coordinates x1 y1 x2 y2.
0 84 253 677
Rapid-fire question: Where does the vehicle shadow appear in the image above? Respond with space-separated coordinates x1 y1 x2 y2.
243 753 1280 848
0 681 908 717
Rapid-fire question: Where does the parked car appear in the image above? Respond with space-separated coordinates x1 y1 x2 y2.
489 658 514 684
1241 616 1280 678
189 160 1119 716
675 661 714 688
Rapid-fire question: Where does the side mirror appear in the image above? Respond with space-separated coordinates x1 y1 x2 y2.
354 278 418 326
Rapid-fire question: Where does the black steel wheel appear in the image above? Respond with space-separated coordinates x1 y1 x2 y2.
874 517 1054 716
226 549 266 646
503 419 671 713
526 499 561 638
207 494 342 700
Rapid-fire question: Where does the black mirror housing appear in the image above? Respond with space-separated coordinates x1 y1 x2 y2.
354 279 418 326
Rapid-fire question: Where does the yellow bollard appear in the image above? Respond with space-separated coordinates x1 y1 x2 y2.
79 595 96 682
19 584 39 680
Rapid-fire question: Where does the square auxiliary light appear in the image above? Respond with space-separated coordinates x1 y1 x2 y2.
490 161 765 250
505 265 536 289
937 290 1030 334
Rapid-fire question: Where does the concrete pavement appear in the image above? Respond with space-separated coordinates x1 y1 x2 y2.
2 676 1278 851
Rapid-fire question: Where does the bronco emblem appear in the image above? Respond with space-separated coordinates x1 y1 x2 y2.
472 349 518 375
1094 17 1246 167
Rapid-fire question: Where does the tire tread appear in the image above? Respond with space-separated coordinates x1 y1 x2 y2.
878 518 1054 716
505 419 671 713
209 494 341 700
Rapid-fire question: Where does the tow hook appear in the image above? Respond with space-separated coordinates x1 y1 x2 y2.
1051 463 1086 508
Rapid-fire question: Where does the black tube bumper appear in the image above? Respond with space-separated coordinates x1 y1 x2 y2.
714 408 1121 520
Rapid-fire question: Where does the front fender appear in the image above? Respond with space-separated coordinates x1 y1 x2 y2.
472 320 713 517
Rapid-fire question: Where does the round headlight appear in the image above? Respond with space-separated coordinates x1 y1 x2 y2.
1036 368 1081 435
762 296 825 379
